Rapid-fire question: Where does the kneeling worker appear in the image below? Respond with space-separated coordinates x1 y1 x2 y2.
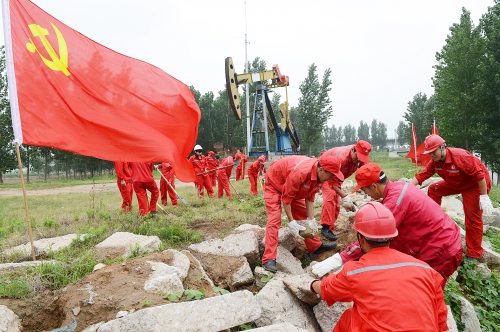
309 202 448 332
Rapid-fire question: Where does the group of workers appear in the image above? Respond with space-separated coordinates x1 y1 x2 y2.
113 161 178 217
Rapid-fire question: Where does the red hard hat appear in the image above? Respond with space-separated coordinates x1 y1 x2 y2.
353 202 398 240
257 155 266 163
423 135 445 154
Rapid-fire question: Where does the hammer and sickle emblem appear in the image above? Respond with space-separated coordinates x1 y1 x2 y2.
25 22 70 76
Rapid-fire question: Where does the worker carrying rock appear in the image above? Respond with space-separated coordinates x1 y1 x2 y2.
409 134 493 260
262 154 343 273
309 202 449 332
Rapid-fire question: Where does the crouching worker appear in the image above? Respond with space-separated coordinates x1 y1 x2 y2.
262 154 344 273
309 202 449 332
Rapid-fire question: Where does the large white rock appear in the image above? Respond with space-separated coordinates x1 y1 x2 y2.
188 231 260 264
87 290 261 332
313 300 350 332
163 249 191 280
3 233 85 257
252 322 310 331
0 260 58 272
276 246 305 275
94 232 160 259
255 278 321 331
143 261 184 295
0 305 21 332
446 305 458 332
460 296 481 332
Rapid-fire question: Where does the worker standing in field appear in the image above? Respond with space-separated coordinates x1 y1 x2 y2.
319 140 372 241
235 149 248 181
247 155 266 195
189 144 214 199
217 155 233 199
262 154 343 273
130 162 158 216
313 163 463 288
156 162 178 208
113 161 133 213
309 202 449 332
409 134 493 260
206 151 219 187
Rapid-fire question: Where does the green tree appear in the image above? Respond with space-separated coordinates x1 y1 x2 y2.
0 46 16 183
396 120 408 146
402 93 430 145
343 124 357 145
357 121 370 141
296 64 333 155
433 8 485 150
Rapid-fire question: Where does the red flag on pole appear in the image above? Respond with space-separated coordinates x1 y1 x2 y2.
432 120 439 135
406 123 418 164
2 0 200 182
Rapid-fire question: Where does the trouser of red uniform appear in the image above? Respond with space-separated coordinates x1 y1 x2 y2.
333 308 352 332
431 247 463 290
210 172 217 187
133 180 159 216
117 180 133 212
320 184 340 230
195 174 214 198
236 164 245 181
160 177 178 206
262 186 323 264
217 170 233 199
428 180 490 259
248 171 259 195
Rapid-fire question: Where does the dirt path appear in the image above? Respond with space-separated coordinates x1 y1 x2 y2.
0 180 193 198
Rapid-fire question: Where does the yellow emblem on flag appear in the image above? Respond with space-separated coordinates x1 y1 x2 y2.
26 22 70 76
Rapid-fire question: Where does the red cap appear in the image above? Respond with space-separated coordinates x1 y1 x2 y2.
257 155 266 163
208 151 215 156
352 163 382 193
318 155 344 181
355 140 372 163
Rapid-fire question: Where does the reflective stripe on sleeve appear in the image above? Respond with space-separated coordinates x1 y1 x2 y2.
346 262 433 276
396 182 409 206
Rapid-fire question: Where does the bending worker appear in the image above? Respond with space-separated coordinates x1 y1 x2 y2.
309 202 449 332
217 155 233 199
409 134 493 260
262 154 343 273
313 163 463 288
248 155 266 195
320 140 372 241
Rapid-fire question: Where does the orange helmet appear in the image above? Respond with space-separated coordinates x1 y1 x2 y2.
354 202 398 241
257 155 266 163
423 135 445 154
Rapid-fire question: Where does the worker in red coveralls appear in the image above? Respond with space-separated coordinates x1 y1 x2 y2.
217 155 233 199
309 202 449 332
113 161 133 213
130 162 159 216
247 155 267 195
409 134 493 260
156 162 178 208
206 151 219 187
313 163 462 289
189 144 214 199
235 149 248 181
319 140 372 242
262 154 343 273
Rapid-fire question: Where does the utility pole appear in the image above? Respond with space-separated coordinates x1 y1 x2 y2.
244 1 250 154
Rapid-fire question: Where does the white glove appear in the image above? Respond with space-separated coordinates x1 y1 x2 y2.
341 195 355 212
312 253 344 277
288 220 306 240
307 218 319 233
480 195 494 215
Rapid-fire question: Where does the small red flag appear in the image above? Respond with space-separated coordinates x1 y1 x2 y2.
3 0 200 182
406 123 418 164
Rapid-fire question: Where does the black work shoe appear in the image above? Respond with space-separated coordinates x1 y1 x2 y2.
314 242 337 255
263 260 277 273
321 229 339 241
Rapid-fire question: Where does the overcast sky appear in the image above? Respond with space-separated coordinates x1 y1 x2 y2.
1 0 495 137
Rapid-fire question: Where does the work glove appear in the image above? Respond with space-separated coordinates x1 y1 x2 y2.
288 220 306 240
480 194 494 215
341 195 355 212
306 218 319 234
312 253 344 277
120 179 126 187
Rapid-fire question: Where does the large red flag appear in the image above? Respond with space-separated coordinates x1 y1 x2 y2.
3 0 199 182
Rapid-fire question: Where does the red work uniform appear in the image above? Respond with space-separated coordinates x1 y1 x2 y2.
217 156 233 199
262 156 324 265
341 181 463 287
113 161 133 213
130 162 159 216
321 246 448 332
247 160 266 195
235 152 248 181
189 154 214 198
415 148 491 259
157 162 178 207
206 156 219 187
321 145 363 230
